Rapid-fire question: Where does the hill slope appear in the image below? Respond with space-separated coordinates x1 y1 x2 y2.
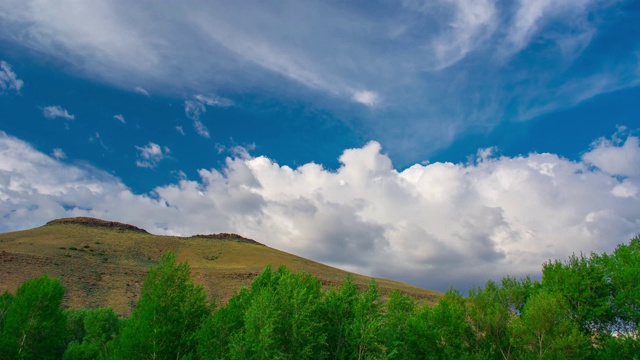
0 217 442 314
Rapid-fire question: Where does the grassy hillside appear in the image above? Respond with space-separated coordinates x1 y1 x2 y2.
0 217 441 314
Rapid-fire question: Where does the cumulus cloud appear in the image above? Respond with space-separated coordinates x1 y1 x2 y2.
42 105 75 120
1 130 639 292
0 60 23 94
582 128 640 178
135 142 170 168
184 94 233 138
113 114 126 123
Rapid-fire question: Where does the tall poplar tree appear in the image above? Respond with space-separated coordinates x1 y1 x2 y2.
112 252 209 359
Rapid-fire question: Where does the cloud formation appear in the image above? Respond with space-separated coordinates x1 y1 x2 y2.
0 1 635 159
352 90 380 107
1 130 638 291
42 105 75 120
0 60 23 94
51 148 66 159
582 127 640 178
113 114 125 123
184 94 233 138
135 142 170 168
134 87 149 96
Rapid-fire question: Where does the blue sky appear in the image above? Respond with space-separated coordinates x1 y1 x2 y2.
1 0 640 292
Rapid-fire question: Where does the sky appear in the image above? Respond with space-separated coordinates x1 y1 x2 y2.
1 0 640 293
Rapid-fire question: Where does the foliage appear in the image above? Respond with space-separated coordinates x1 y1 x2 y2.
542 252 614 333
0 291 14 333
63 307 119 360
600 237 640 333
111 252 209 359
0 275 67 360
405 288 474 360
347 280 385 360
199 265 326 360
509 290 589 359
319 275 360 360
380 291 416 359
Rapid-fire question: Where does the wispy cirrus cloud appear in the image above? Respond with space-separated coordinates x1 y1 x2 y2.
42 105 74 120
1 130 639 291
0 0 636 161
134 86 149 96
113 114 125 123
184 94 233 138
0 60 23 94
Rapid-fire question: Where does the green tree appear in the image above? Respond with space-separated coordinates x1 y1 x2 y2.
319 276 360 360
214 266 326 360
197 287 249 360
112 252 209 359
64 307 119 360
348 280 384 360
594 334 639 360
0 275 67 360
0 291 14 334
64 308 87 346
380 291 416 360
594 237 640 359
542 253 613 333
467 280 515 360
509 291 589 359
466 277 540 360
405 288 474 360
600 237 640 333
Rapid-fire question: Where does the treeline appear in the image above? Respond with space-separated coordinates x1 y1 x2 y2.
0 237 638 360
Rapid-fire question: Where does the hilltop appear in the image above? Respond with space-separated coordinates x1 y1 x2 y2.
0 217 442 314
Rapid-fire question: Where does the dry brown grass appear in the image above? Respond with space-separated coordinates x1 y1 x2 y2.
0 217 442 315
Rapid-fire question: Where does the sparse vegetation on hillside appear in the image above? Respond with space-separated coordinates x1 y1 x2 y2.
0 218 441 314
45 218 150 234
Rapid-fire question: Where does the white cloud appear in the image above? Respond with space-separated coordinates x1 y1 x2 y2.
184 94 233 138
422 0 498 70
134 86 150 96
0 1 634 159
192 119 209 138
582 131 640 178
42 105 75 120
175 126 185 136
504 0 596 56
51 148 66 159
135 142 170 168
194 94 233 108
1 131 639 292
89 132 108 150
0 60 23 93
113 114 125 123
352 90 380 107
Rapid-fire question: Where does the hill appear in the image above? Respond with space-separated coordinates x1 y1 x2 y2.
0 217 442 314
